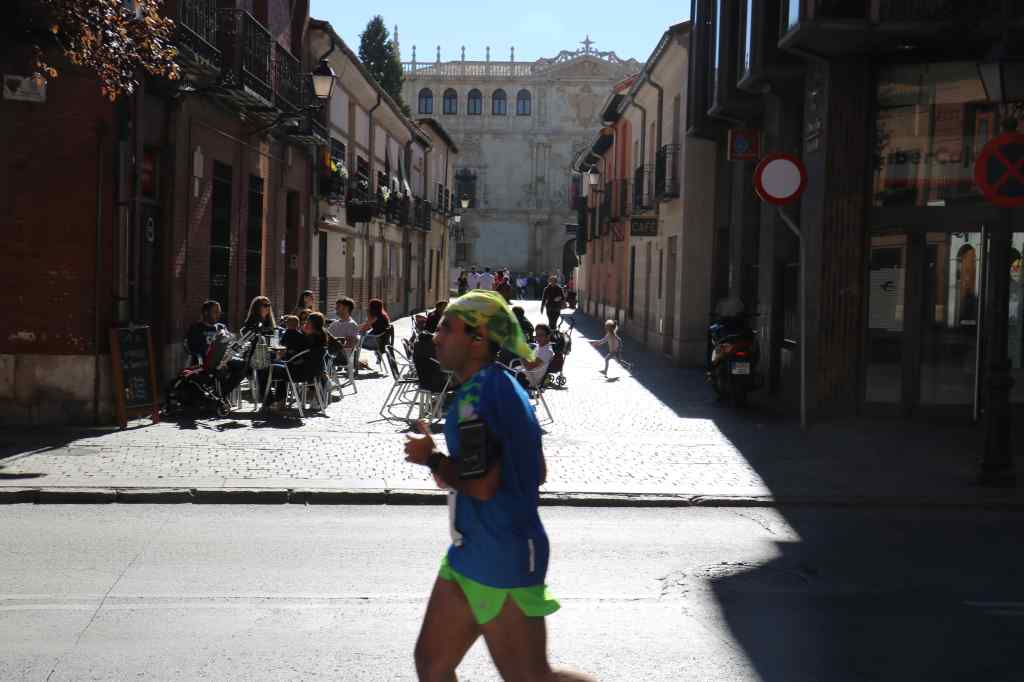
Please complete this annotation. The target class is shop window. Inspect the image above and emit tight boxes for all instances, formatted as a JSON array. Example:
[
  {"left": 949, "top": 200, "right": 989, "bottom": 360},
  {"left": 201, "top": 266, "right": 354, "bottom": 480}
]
[
  {"left": 516, "top": 89, "right": 532, "bottom": 116},
  {"left": 738, "top": 0, "right": 753, "bottom": 81},
  {"left": 874, "top": 62, "right": 1001, "bottom": 208},
  {"left": 443, "top": 88, "right": 458, "bottom": 115},
  {"left": 492, "top": 89, "right": 507, "bottom": 115},
  {"left": 418, "top": 88, "right": 433, "bottom": 115},
  {"left": 467, "top": 89, "right": 482, "bottom": 115}
]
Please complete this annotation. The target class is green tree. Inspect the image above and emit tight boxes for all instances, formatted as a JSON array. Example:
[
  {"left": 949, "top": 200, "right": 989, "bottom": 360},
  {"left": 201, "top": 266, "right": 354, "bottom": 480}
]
[
  {"left": 10, "top": 0, "right": 179, "bottom": 101},
  {"left": 358, "top": 16, "right": 406, "bottom": 114}
]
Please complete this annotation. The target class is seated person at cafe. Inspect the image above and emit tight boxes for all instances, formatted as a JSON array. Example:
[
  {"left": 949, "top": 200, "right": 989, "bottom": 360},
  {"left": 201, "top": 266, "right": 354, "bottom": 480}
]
[
  {"left": 266, "top": 313, "right": 328, "bottom": 411},
  {"left": 185, "top": 300, "right": 228, "bottom": 365},
  {"left": 241, "top": 296, "right": 277, "bottom": 338},
  {"left": 184, "top": 299, "right": 247, "bottom": 393},
  {"left": 327, "top": 297, "right": 359, "bottom": 365},
  {"left": 278, "top": 315, "right": 307, "bottom": 359},
  {"left": 424, "top": 300, "right": 447, "bottom": 334},
  {"left": 517, "top": 323, "right": 554, "bottom": 390},
  {"left": 412, "top": 328, "right": 449, "bottom": 394}
]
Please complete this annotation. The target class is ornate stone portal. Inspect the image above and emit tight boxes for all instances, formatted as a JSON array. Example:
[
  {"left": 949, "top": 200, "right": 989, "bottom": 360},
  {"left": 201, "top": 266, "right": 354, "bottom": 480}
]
[{"left": 402, "top": 39, "right": 641, "bottom": 275}]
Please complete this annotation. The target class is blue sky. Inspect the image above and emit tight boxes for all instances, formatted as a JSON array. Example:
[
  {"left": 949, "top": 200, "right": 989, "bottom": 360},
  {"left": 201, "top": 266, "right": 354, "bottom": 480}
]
[{"left": 310, "top": 0, "right": 690, "bottom": 65}]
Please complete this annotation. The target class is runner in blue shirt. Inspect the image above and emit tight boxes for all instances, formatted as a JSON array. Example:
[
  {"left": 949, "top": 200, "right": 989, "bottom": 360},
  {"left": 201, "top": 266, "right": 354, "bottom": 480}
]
[{"left": 404, "top": 290, "right": 594, "bottom": 682}]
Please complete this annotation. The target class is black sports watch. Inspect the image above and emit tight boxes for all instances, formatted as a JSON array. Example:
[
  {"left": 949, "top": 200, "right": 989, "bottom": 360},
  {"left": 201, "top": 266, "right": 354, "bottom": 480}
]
[{"left": 427, "top": 450, "right": 446, "bottom": 472}]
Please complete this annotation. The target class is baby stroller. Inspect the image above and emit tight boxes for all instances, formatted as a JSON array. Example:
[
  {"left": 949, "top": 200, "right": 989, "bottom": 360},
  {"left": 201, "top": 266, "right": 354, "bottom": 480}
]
[
  {"left": 164, "top": 332, "right": 237, "bottom": 417},
  {"left": 544, "top": 328, "right": 572, "bottom": 387}
]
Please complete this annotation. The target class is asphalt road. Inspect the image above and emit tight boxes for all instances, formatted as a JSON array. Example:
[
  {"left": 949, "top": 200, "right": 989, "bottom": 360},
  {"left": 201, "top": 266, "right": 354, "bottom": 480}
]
[{"left": 2, "top": 505, "right": 1022, "bottom": 681}]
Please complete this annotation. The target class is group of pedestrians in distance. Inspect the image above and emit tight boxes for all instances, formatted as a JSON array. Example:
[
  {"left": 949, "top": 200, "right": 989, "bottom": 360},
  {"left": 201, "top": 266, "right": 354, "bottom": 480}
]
[{"left": 455, "top": 267, "right": 574, "bottom": 302}]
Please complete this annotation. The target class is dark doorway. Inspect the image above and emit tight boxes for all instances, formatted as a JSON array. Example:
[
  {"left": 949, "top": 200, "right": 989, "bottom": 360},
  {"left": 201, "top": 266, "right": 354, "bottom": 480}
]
[
  {"left": 210, "top": 162, "right": 233, "bottom": 317},
  {"left": 628, "top": 245, "right": 636, "bottom": 319},
  {"left": 244, "top": 175, "right": 264, "bottom": 308},
  {"left": 284, "top": 191, "right": 300, "bottom": 310},
  {"left": 318, "top": 231, "right": 328, "bottom": 313}
]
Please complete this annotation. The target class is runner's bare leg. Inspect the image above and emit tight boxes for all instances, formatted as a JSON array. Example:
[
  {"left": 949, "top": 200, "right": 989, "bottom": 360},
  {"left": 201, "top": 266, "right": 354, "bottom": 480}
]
[
  {"left": 415, "top": 577, "right": 481, "bottom": 682},
  {"left": 481, "top": 597, "right": 596, "bottom": 682}
]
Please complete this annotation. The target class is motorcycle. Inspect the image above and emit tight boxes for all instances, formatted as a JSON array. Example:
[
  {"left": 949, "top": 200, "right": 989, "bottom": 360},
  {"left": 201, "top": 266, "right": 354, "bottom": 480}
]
[{"left": 707, "top": 317, "right": 762, "bottom": 407}]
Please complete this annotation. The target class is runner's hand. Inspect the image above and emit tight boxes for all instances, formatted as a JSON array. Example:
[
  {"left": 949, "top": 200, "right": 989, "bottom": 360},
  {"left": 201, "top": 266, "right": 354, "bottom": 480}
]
[{"left": 404, "top": 420, "right": 435, "bottom": 466}]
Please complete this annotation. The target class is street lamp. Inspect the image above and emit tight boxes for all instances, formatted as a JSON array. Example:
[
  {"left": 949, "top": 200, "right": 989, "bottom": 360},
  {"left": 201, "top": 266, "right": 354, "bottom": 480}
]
[
  {"left": 460, "top": 196, "right": 471, "bottom": 210},
  {"left": 587, "top": 170, "right": 600, "bottom": 187},
  {"left": 311, "top": 59, "right": 336, "bottom": 101}
]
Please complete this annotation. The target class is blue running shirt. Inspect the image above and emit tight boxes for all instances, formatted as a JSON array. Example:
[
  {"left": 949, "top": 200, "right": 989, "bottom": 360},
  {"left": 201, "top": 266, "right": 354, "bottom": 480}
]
[{"left": 443, "top": 363, "right": 549, "bottom": 588}]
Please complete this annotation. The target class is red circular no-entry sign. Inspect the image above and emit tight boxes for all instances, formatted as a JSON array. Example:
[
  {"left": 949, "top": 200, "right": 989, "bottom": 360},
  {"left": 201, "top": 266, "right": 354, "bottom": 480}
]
[
  {"left": 754, "top": 153, "right": 807, "bottom": 206},
  {"left": 974, "top": 132, "right": 1024, "bottom": 208}
]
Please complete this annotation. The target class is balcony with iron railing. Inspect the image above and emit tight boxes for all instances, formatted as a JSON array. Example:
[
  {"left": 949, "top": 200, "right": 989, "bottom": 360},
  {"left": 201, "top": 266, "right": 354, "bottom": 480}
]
[
  {"left": 218, "top": 9, "right": 274, "bottom": 107},
  {"left": 655, "top": 145, "right": 680, "bottom": 200},
  {"left": 173, "top": 0, "right": 221, "bottom": 78},
  {"left": 633, "top": 165, "right": 655, "bottom": 213},
  {"left": 273, "top": 43, "right": 302, "bottom": 111}
]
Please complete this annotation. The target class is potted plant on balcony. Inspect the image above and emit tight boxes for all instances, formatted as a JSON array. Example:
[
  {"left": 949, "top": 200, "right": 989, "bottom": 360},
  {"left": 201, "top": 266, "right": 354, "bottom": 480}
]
[
  {"left": 322, "top": 156, "right": 348, "bottom": 203},
  {"left": 345, "top": 177, "right": 375, "bottom": 225}
]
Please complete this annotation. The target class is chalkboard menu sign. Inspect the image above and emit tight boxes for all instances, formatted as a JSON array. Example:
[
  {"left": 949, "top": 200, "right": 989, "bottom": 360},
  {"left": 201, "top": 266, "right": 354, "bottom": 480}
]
[{"left": 110, "top": 325, "right": 160, "bottom": 429}]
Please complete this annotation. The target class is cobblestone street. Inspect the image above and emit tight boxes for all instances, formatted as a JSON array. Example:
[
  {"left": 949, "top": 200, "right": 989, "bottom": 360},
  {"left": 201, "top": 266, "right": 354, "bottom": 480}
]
[{"left": 1, "top": 302, "right": 1020, "bottom": 506}]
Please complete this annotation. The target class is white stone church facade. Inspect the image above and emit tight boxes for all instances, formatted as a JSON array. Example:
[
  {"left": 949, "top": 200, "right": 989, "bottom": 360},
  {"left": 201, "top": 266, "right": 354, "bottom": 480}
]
[{"left": 401, "top": 40, "right": 641, "bottom": 276}]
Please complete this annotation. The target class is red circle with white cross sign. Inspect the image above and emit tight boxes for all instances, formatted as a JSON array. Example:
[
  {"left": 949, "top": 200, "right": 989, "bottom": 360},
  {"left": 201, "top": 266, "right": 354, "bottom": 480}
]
[
  {"left": 753, "top": 154, "right": 807, "bottom": 205},
  {"left": 974, "top": 132, "right": 1024, "bottom": 208}
]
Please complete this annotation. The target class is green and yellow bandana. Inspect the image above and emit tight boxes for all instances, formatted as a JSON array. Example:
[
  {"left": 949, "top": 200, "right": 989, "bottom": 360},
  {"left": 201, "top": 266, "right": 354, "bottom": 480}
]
[{"left": 445, "top": 290, "right": 536, "bottom": 362}]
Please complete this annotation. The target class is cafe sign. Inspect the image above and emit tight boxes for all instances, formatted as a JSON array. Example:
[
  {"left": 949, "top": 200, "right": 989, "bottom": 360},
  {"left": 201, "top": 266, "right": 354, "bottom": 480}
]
[{"left": 631, "top": 217, "right": 658, "bottom": 237}]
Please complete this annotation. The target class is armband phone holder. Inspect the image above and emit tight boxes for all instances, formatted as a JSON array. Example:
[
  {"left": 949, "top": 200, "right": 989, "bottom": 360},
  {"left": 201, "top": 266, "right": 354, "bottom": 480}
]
[{"left": 458, "top": 419, "right": 494, "bottom": 479}]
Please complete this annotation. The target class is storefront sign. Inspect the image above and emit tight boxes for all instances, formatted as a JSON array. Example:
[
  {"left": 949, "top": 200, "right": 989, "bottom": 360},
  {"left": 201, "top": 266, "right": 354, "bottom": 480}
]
[
  {"left": 974, "top": 132, "right": 1024, "bottom": 208},
  {"left": 754, "top": 154, "right": 807, "bottom": 206},
  {"left": 631, "top": 217, "right": 658, "bottom": 237},
  {"left": 728, "top": 129, "right": 761, "bottom": 161}
]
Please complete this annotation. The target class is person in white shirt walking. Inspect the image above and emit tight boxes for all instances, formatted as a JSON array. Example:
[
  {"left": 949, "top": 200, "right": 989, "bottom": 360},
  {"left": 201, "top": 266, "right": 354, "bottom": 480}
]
[
  {"left": 478, "top": 267, "right": 495, "bottom": 291},
  {"left": 590, "top": 319, "right": 631, "bottom": 376},
  {"left": 467, "top": 267, "right": 482, "bottom": 291}
]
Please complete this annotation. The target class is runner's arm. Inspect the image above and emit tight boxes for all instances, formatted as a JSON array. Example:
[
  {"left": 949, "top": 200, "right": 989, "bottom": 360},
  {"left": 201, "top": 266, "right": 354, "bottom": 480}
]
[{"left": 433, "top": 456, "right": 501, "bottom": 501}]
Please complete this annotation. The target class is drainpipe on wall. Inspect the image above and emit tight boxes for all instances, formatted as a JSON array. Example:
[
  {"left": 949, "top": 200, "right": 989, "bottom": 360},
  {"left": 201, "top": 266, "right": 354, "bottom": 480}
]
[
  {"left": 367, "top": 93, "right": 382, "bottom": 300},
  {"left": 403, "top": 139, "right": 413, "bottom": 313}
]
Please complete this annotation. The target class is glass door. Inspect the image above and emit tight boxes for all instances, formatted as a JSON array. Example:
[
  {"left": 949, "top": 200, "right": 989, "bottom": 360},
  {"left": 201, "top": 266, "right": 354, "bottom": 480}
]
[{"left": 918, "top": 232, "right": 984, "bottom": 408}]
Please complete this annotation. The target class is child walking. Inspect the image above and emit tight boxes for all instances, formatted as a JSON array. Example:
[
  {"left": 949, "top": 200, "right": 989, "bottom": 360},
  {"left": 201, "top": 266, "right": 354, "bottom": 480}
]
[{"left": 590, "top": 319, "right": 632, "bottom": 376}]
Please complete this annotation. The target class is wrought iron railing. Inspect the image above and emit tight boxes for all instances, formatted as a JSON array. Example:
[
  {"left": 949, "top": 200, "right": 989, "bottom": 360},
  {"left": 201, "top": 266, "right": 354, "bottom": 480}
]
[
  {"left": 274, "top": 43, "right": 302, "bottom": 111},
  {"left": 655, "top": 145, "right": 680, "bottom": 200},
  {"left": 219, "top": 9, "right": 273, "bottom": 103},
  {"left": 633, "top": 165, "right": 655, "bottom": 212},
  {"left": 176, "top": 0, "right": 221, "bottom": 67}
]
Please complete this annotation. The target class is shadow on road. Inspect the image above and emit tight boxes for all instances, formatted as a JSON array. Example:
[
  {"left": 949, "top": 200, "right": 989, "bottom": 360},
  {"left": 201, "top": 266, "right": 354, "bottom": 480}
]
[{"left": 563, "top": 307, "right": 1024, "bottom": 680}]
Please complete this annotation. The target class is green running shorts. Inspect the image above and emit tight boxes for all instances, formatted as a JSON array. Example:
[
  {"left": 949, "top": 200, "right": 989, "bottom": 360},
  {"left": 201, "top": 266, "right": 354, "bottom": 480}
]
[{"left": 438, "top": 556, "right": 560, "bottom": 625}]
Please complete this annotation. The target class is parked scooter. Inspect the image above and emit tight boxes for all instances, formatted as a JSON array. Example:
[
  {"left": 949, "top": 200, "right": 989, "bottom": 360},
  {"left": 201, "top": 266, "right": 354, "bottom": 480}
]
[{"left": 706, "top": 314, "right": 762, "bottom": 407}]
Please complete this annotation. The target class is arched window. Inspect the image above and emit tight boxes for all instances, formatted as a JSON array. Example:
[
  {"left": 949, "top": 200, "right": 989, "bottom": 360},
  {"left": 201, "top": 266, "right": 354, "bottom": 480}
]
[
  {"left": 418, "top": 88, "right": 433, "bottom": 115},
  {"left": 516, "top": 89, "right": 532, "bottom": 116},
  {"left": 492, "top": 89, "right": 507, "bottom": 116},
  {"left": 467, "top": 89, "right": 482, "bottom": 115},
  {"left": 443, "top": 88, "right": 458, "bottom": 115}
]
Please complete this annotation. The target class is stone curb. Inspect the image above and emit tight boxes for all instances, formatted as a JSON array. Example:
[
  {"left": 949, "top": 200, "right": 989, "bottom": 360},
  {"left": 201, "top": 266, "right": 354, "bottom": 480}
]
[{"left": 2, "top": 487, "right": 1024, "bottom": 509}]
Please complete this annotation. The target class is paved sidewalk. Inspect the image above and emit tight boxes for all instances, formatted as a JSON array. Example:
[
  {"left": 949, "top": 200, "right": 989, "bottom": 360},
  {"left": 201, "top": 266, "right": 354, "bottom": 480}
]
[{"left": 1, "top": 302, "right": 1022, "bottom": 507}]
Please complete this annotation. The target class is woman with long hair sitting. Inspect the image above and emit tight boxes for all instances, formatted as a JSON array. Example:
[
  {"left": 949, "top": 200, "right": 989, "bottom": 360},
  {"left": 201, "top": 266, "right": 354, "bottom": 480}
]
[
  {"left": 358, "top": 298, "right": 396, "bottom": 374},
  {"left": 242, "top": 296, "right": 277, "bottom": 337},
  {"left": 294, "top": 289, "right": 317, "bottom": 315}
]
